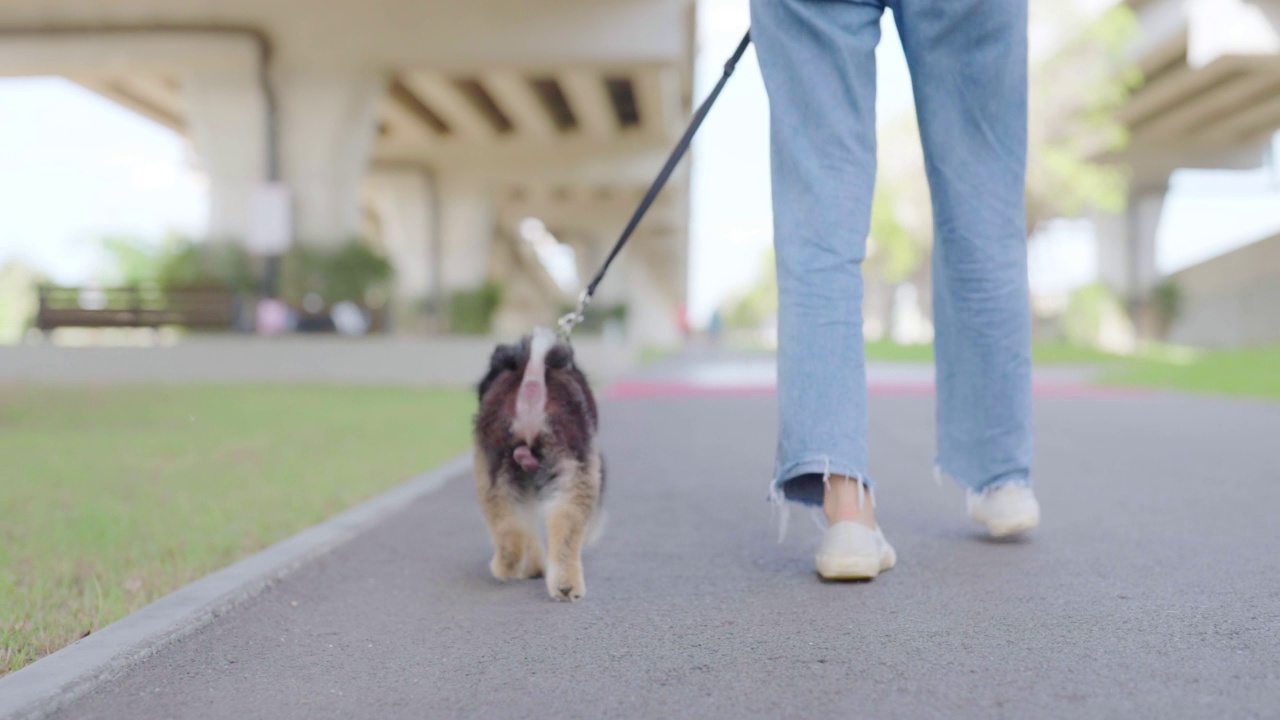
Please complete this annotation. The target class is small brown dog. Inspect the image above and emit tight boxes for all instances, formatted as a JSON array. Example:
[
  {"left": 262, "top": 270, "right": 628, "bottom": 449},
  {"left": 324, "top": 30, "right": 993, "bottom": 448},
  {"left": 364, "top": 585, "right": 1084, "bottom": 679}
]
[{"left": 473, "top": 327, "right": 605, "bottom": 601}]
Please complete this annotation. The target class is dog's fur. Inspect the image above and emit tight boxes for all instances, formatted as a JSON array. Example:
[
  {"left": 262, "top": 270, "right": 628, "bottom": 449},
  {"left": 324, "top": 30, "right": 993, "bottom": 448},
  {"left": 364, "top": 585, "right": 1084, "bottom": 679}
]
[{"left": 473, "top": 327, "right": 604, "bottom": 601}]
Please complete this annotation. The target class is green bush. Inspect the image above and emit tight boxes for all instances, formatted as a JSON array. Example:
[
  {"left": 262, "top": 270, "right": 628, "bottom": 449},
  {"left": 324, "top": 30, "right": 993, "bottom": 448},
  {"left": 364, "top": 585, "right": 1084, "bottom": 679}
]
[
  {"left": 558, "top": 302, "right": 627, "bottom": 335},
  {"left": 448, "top": 282, "right": 503, "bottom": 335},
  {"left": 278, "top": 240, "right": 394, "bottom": 307},
  {"left": 158, "top": 242, "right": 256, "bottom": 293},
  {"left": 1151, "top": 279, "right": 1182, "bottom": 337},
  {"left": 100, "top": 235, "right": 255, "bottom": 293},
  {"left": 1062, "top": 282, "right": 1125, "bottom": 348},
  {"left": 99, "top": 236, "right": 394, "bottom": 309},
  {"left": 722, "top": 249, "right": 778, "bottom": 330}
]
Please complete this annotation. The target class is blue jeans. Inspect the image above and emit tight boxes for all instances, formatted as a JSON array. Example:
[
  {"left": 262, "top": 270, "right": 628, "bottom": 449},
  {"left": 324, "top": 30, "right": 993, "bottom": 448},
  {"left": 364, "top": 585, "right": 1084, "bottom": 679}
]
[{"left": 752, "top": 0, "right": 1033, "bottom": 505}]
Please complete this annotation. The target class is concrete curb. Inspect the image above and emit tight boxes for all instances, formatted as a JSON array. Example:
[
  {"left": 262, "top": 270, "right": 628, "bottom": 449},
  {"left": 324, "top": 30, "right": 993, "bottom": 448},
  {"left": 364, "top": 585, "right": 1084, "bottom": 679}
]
[{"left": 0, "top": 454, "right": 472, "bottom": 720}]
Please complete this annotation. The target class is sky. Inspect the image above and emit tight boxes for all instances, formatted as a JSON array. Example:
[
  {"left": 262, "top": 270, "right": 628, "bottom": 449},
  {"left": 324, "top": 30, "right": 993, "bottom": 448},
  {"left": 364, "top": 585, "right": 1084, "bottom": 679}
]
[
  {"left": 0, "top": 78, "right": 206, "bottom": 285},
  {"left": 3, "top": 0, "right": 1280, "bottom": 325}
]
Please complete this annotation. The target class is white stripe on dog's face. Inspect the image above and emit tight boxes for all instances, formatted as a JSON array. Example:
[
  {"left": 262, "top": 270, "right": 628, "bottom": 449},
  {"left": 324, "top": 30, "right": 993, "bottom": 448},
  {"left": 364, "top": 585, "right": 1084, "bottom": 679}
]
[{"left": 511, "top": 327, "right": 556, "bottom": 444}]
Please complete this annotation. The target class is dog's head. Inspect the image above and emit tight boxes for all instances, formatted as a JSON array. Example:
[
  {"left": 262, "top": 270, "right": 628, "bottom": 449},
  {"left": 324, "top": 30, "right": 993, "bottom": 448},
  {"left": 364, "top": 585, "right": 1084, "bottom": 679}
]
[
  {"left": 475, "top": 328, "right": 595, "bottom": 472},
  {"left": 477, "top": 330, "right": 577, "bottom": 403}
]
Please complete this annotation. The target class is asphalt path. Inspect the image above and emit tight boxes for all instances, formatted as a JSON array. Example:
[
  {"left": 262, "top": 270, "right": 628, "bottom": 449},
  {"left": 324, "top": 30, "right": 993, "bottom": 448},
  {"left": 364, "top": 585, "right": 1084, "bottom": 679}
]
[{"left": 50, "top": 375, "right": 1280, "bottom": 719}]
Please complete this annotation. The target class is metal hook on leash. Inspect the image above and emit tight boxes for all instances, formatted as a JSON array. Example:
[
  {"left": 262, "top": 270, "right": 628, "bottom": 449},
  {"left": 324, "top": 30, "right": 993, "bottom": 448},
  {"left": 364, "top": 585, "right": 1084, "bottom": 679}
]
[{"left": 557, "top": 289, "right": 591, "bottom": 339}]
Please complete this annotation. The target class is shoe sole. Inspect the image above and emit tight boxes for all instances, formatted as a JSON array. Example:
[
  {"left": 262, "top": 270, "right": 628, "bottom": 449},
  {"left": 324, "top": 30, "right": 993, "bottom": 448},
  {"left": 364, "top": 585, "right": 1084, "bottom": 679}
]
[
  {"left": 815, "top": 552, "right": 895, "bottom": 580},
  {"left": 983, "top": 513, "right": 1040, "bottom": 538}
]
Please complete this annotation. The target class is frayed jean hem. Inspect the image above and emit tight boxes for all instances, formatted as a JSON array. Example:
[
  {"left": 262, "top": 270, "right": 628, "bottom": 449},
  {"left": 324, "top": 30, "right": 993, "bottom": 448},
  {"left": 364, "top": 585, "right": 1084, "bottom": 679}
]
[
  {"left": 934, "top": 463, "right": 1031, "bottom": 494},
  {"left": 769, "top": 458, "right": 874, "bottom": 508}
]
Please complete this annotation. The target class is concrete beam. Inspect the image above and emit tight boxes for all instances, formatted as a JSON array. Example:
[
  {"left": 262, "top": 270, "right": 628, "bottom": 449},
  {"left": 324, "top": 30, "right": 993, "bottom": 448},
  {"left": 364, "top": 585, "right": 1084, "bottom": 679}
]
[
  {"left": 632, "top": 66, "right": 680, "bottom": 140},
  {"left": 70, "top": 74, "right": 185, "bottom": 132},
  {"left": 400, "top": 72, "right": 495, "bottom": 141},
  {"left": 0, "top": 1, "right": 692, "bottom": 71},
  {"left": 369, "top": 137, "right": 674, "bottom": 186},
  {"left": 480, "top": 70, "right": 557, "bottom": 141},
  {"left": 379, "top": 93, "right": 438, "bottom": 146},
  {"left": 560, "top": 69, "right": 618, "bottom": 139},
  {"left": 123, "top": 74, "right": 184, "bottom": 119},
  {"left": 1197, "top": 80, "right": 1280, "bottom": 143},
  {"left": 497, "top": 184, "right": 681, "bottom": 234},
  {"left": 0, "top": 30, "right": 262, "bottom": 78},
  {"left": 1118, "top": 60, "right": 1212, "bottom": 127},
  {"left": 1134, "top": 70, "right": 1280, "bottom": 142},
  {"left": 1120, "top": 139, "right": 1275, "bottom": 184}
]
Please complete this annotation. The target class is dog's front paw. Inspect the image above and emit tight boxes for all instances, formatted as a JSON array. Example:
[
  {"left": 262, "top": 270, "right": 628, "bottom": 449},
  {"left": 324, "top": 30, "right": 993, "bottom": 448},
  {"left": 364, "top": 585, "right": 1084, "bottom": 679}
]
[
  {"left": 546, "top": 565, "right": 585, "bottom": 602},
  {"left": 522, "top": 552, "right": 545, "bottom": 580},
  {"left": 490, "top": 550, "right": 521, "bottom": 581},
  {"left": 490, "top": 547, "right": 544, "bottom": 581}
]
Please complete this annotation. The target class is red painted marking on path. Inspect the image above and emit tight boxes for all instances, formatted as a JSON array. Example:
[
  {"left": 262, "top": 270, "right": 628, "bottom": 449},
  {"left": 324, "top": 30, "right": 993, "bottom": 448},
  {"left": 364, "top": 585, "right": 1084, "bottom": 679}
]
[{"left": 605, "top": 381, "right": 1151, "bottom": 401}]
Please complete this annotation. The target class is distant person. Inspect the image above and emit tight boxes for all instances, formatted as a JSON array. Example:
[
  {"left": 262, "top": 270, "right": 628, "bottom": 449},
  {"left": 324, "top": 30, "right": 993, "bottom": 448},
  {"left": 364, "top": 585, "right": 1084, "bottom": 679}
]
[
  {"left": 753, "top": 0, "right": 1039, "bottom": 580},
  {"left": 708, "top": 310, "right": 724, "bottom": 346}
]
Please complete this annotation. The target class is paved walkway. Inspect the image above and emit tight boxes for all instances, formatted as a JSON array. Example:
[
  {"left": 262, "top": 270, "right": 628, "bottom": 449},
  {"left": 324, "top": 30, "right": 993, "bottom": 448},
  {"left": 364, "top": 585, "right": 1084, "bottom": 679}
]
[
  {"left": 48, "top": 357, "right": 1280, "bottom": 719},
  {"left": 0, "top": 335, "right": 635, "bottom": 386}
]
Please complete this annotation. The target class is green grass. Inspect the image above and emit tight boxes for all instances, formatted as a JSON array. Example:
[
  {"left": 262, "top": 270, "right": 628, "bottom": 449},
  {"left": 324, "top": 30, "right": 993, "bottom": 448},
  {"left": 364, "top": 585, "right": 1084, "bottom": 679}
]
[
  {"left": 1098, "top": 346, "right": 1280, "bottom": 400},
  {"left": 862, "top": 340, "right": 935, "bottom": 363},
  {"left": 862, "top": 340, "right": 1127, "bottom": 365},
  {"left": 1030, "top": 342, "right": 1130, "bottom": 365},
  {"left": 862, "top": 341, "right": 1280, "bottom": 399},
  {"left": 0, "top": 385, "right": 474, "bottom": 675},
  {"left": 638, "top": 345, "right": 678, "bottom": 366}
]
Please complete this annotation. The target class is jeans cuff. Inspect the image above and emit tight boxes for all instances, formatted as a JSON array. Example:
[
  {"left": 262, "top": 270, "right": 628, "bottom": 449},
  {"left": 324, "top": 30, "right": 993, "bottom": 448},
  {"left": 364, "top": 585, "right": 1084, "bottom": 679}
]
[{"left": 770, "top": 458, "right": 874, "bottom": 508}]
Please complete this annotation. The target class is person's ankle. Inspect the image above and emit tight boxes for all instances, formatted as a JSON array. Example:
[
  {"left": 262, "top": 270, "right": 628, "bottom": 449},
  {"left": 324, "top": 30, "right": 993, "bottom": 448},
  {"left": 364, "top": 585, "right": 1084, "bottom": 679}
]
[{"left": 823, "top": 475, "right": 876, "bottom": 529}]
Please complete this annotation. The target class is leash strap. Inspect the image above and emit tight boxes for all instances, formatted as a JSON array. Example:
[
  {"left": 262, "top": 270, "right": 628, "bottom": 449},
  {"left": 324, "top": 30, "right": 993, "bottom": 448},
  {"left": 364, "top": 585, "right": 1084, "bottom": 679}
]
[{"left": 558, "top": 29, "right": 752, "bottom": 338}]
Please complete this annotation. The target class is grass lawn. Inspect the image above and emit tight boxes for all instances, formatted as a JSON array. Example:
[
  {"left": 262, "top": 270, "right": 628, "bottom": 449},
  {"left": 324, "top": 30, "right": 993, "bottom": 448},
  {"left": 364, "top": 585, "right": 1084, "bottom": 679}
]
[
  {"left": 862, "top": 340, "right": 1127, "bottom": 365},
  {"left": 1097, "top": 345, "right": 1280, "bottom": 400},
  {"left": 0, "top": 385, "right": 474, "bottom": 675},
  {"left": 862, "top": 340, "right": 1279, "bottom": 399}
]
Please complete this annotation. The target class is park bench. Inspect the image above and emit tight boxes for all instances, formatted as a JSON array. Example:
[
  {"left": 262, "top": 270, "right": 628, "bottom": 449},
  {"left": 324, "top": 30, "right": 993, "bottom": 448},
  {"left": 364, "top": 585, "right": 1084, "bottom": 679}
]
[{"left": 35, "top": 285, "right": 240, "bottom": 332}]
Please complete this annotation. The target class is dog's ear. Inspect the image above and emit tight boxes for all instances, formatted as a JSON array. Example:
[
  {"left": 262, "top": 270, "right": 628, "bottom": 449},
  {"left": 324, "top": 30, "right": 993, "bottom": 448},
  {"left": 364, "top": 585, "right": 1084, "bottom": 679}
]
[
  {"left": 478, "top": 342, "right": 522, "bottom": 399},
  {"left": 545, "top": 340, "right": 574, "bottom": 370}
]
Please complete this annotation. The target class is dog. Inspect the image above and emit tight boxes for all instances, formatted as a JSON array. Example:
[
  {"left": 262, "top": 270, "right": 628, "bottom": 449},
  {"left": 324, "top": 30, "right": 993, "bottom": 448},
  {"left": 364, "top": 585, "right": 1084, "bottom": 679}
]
[{"left": 473, "top": 326, "right": 605, "bottom": 601}]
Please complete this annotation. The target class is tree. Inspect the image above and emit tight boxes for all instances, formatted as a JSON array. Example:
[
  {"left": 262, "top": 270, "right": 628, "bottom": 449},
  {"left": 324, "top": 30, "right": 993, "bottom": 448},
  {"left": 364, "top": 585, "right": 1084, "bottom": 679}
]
[
  {"left": 721, "top": 248, "right": 777, "bottom": 331},
  {"left": 1025, "top": 2, "right": 1141, "bottom": 233},
  {"left": 875, "top": 2, "right": 1142, "bottom": 247},
  {"left": 0, "top": 260, "right": 46, "bottom": 342},
  {"left": 867, "top": 179, "right": 922, "bottom": 285}
]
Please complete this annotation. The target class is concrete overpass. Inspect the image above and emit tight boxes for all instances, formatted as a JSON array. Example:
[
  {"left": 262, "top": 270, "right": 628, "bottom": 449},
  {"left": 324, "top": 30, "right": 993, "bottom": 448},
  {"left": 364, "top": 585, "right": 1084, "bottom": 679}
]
[
  {"left": 0, "top": 0, "right": 697, "bottom": 344},
  {"left": 1093, "top": 0, "right": 1280, "bottom": 333}
]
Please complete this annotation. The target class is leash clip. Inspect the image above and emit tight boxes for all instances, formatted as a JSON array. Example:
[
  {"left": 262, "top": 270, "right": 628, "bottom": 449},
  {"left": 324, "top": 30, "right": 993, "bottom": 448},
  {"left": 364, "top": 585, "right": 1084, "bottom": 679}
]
[{"left": 557, "top": 289, "right": 592, "bottom": 339}]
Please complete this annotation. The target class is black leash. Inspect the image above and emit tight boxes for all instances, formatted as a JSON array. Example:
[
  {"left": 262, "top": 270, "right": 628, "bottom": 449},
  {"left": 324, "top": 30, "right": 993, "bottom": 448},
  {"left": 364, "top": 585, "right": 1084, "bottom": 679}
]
[{"left": 558, "top": 29, "right": 753, "bottom": 337}]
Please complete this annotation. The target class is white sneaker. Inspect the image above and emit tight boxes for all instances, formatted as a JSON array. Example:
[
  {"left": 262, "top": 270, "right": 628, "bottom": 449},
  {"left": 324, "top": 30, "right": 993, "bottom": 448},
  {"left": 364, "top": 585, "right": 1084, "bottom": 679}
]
[
  {"left": 967, "top": 485, "right": 1040, "bottom": 537},
  {"left": 815, "top": 522, "right": 897, "bottom": 580}
]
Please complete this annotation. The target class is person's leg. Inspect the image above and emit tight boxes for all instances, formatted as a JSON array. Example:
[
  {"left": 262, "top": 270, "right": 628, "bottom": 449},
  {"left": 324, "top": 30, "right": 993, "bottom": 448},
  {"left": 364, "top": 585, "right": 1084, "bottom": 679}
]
[
  {"left": 750, "top": 0, "right": 886, "bottom": 529},
  {"left": 890, "top": 0, "right": 1035, "bottom": 497}
]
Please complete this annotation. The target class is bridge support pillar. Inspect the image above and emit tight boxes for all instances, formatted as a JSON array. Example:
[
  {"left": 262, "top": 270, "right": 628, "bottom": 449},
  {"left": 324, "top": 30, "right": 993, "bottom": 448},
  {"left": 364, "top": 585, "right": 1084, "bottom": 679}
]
[
  {"left": 623, "top": 241, "right": 683, "bottom": 348},
  {"left": 363, "top": 167, "right": 438, "bottom": 331},
  {"left": 184, "top": 69, "right": 386, "bottom": 249},
  {"left": 1096, "top": 180, "right": 1169, "bottom": 339},
  {"left": 182, "top": 68, "right": 270, "bottom": 244}
]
